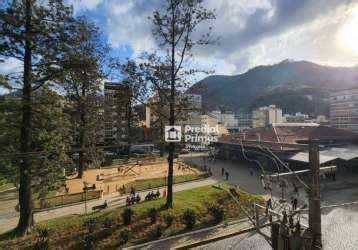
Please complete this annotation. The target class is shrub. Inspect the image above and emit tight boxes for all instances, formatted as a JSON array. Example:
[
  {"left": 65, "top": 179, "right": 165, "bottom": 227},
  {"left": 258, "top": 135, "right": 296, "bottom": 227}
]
[
  {"left": 83, "top": 234, "right": 95, "bottom": 250},
  {"left": 182, "top": 209, "right": 196, "bottom": 229},
  {"left": 148, "top": 207, "right": 158, "bottom": 224},
  {"left": 153, "top": 225, "right": 162, "bottom": 238},
  {"left": 119, "top": 229, "right": 131, "bottom": 244},
  {"left": 164, "top": 214, "right": 174, "bottom": 228},
  {"left": 84, "top": 219, "right": 96, "bottom": 233},
  {"left": 208, "top": 203, "right": 224, "bottom": 223},
  {"left": 103, "top": 218, "right": 113, "bottom": 229},
  {"left": 122, "top": 208, "right": 134, "bottom": 226},
  {"left": 34, "top": 228, "right": 49, "bottom": 250}
]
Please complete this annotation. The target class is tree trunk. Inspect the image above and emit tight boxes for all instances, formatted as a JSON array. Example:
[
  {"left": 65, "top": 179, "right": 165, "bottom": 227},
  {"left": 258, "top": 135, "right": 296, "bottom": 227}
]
[
  {"left": 126, "top": 96, "right": 132, "bottom": 158},
  {"left": 78, "top": 110, "right": 86, "bottom": 178},
  {"left": 166, "top": 11, "right": 176, "bottom": 208},
  {"left": 17, "top": 0, "right": 34, "bottom": 236}
]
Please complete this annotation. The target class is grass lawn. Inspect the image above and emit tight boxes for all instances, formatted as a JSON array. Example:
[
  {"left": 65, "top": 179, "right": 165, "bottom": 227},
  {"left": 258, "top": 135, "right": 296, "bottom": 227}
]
[
  {"left": 0, "top": 184, "right": 263, "bottom": 250},
  {"left": 122, "top": 172, "right": 209, "bottom": 193},
  {"left": 0, "top": 182, "right": 15, "bottom": 192},
  {"left": 0, "top": 173, "right": 14, "bottom": 192}
]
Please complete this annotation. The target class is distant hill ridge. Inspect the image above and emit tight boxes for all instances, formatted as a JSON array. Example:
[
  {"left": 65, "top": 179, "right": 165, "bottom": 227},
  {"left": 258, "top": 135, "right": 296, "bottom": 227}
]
[{"left": 189, "top": 60, "right": 358, "bottom": 116}]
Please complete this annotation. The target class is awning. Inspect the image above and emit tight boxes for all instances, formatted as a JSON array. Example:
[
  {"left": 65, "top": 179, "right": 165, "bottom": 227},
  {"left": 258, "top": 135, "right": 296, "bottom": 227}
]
[
  {"left": 320, "top": 147, "right": 358, "bottom": 161},
  {"left": 289, "top": 152, "right": 338, "bottom": 164}
]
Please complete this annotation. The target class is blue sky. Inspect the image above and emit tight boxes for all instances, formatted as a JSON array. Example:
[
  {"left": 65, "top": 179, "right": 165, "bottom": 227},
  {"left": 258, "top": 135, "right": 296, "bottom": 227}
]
[{"left": 2, "top": 0, "right": 358, "bottom": 81}]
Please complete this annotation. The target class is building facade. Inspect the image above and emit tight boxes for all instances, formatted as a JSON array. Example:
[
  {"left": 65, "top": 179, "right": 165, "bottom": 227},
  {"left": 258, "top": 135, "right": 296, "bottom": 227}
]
[
  {"left": 330, "top": 88, "right": 358, "bottom": 132},
  {"left": 145, "top": 92, "right": 202, "bottom": 128},
  {"left": 252, "top": 105, "right": 283, "bottom": 128},
  {"left": 103, "top": 82, "right": 130, "bottom": 144},
  {"left": 209, "top": 110, "right": 239, "bottom": 132},
  {"left": 236, "top": 113, "right": 252, "bottom": 131}
]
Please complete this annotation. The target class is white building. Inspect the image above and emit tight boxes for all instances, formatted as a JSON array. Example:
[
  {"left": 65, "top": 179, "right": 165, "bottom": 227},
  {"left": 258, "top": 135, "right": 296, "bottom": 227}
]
[
  {"left": 210, "top": 110, "right": 239, "bottom": 132},
  {"left": 201, "top": 114, "right": 228, "bottom": 136},
  {"left": 252, "top": 105, "right": 283, "bottom": 128}
]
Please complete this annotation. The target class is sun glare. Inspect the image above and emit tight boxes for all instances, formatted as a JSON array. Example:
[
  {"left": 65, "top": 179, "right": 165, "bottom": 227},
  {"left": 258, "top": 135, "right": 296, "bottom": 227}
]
[{"left": 338, "top": 9, "right": 358, "bottom": 54}]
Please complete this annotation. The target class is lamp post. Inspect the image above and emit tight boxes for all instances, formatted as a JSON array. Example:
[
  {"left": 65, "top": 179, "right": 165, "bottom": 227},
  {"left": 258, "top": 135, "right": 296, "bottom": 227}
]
[{"left": 83, "top": 181, "right": 88, "bottom": 216}]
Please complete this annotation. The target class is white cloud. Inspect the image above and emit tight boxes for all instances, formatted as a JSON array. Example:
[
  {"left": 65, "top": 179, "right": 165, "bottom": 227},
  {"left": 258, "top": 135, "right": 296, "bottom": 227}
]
[
  {"left": 0, "top": 58, "right": 23, "bottom": 75},
  {"left": 70, "top": 0, "right": 104, "bottom": 12},
  {"left": 104, "top": 0, "right": 158, "bottom": 56},
  {"left": 71, "top": 0, "right": 358, "bottom": 76}
]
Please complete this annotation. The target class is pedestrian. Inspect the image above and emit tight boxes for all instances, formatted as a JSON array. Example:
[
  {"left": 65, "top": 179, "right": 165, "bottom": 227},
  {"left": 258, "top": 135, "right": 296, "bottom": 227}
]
[
  {"left": 293, "top": 198, "right": 298, "bottom": 210},
  {"left": 249, "top": 167, "right": 254, "bottom": 176},
  {"left": 130, "top": 186, "right": 135, "bottom": 196},
  {"left": 266, "top": 198, "right": 272, "bottom": 215},
  {"left": 208, "top": 167, "right": 212, "bottom": 176},
  {"left": 225, "top": 171, "right": 229, "bottom": 181},
  {"left": 104, "top": 200, "right": 108, "bottom": 208},
  {"left": 221, "top": 167, "right": 225, "bottom": 176}
]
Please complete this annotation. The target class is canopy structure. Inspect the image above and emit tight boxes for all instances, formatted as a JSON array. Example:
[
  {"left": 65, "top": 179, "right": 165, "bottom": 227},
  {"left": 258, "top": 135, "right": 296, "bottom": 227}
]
[
  {"left": 289, "top": 152, "right": 338, "bottom": 164},
  {"left": 320, "top": 146, "right": 358, "bottom": 161},
  {"left": 288, "top": 146, "right": 358, "bottom": 164}
]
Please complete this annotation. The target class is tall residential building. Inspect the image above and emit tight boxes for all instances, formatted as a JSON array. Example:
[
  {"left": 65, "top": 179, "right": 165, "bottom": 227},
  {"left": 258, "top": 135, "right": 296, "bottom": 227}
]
[
  {"left": 252, "top": 105, "right": 283, "bottom": 128},
  {"left": 330, "top": 88, "right": 358, "bottom": 132},
  {"left": 103, "top": 82, "right": 131, "bottom": 144},
  {"left": 236, "top": 113, "right": 252, "bottom": 131}
]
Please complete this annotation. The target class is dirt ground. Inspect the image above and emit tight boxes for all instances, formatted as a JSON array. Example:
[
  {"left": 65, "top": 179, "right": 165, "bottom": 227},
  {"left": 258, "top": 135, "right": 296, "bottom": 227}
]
[{"left": 65, "top": 161, "right": 200, "bottom": 194}]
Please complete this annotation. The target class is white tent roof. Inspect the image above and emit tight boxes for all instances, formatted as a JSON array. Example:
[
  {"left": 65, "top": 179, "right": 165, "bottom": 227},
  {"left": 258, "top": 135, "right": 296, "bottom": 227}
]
[
  {"left": 289, "top": 152, "right": 338, "bottom": 164},
  {"left": 320, "top": 147, "right": 358, "bottom": 161}
]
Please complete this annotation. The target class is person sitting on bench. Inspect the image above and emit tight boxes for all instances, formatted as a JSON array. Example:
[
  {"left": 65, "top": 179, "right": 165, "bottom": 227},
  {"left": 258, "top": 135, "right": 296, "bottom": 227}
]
[
  {"left": 130, "top": 195, "right": 136, "bottom": 204},
  {"left": 135, "top": 194, "right": 141, "bottom": 203},
  {"left": 126, "top": 196, "right": 131, "bottom": 206}
]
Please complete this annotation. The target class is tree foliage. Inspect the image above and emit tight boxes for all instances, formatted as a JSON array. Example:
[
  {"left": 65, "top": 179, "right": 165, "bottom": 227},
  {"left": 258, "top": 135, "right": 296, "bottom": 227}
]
[
  {"left": 59, "top": 17, "right": 109, "bottom": 177},
  {"left": 151, "top": 0, "right": 215, "bottom": 208},
  {"left": 0, "top": 0, "right": 74, "bottom": 235}
]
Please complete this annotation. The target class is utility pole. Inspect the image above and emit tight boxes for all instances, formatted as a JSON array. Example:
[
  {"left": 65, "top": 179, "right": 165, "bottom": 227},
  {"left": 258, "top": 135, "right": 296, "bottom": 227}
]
[{"left": 308, "top": 140, "right": 322, "bottom": 249}]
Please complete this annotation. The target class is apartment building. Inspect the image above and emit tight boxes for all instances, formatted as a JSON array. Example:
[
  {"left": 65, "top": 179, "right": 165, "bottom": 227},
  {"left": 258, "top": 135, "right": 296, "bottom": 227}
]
[
  {"left": 252, "top": 105, "right": 283, "bottom": 128},
  {"left": 103, "top": 82, "right": 131, "bottom": 144},
  {"left": 330, "top": 88, "right": 358, "bottom": 132},
  {"left": 236, "top": 113, "right": 252, "bottom": 131}
]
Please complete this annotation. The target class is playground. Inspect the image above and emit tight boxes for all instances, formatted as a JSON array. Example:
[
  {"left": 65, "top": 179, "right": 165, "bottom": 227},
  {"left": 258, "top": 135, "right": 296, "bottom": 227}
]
[{"left": 64, "top": 160, "right": 201, "bottom": 194}]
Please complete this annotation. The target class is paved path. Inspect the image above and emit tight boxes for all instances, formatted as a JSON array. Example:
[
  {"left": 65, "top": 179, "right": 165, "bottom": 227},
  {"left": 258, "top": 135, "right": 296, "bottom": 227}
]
[{"left": 0, "top": 178, "right": 217, "bottom": 234}]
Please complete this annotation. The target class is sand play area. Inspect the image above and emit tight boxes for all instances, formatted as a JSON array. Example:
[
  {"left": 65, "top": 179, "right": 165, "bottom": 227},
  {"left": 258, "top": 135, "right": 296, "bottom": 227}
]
[{"left": 65, "top": 161, "right": 201, "bottom": 194}]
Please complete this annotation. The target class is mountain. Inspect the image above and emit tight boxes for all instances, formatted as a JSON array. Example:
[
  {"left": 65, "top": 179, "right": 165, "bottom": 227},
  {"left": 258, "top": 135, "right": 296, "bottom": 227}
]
[{"left": 189, "top": 60, "right": 358, "bottom": 115}]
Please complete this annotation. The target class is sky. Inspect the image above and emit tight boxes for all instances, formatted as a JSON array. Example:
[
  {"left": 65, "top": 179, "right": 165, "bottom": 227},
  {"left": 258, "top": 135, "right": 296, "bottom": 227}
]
[{"left": 1, "top": 0, "right": 358, "bottom": 79}]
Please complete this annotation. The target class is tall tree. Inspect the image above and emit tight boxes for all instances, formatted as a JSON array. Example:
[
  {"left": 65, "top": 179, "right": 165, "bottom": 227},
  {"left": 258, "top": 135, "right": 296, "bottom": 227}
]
[
  {"left": 59, "top": 17, "right": 109, "bottom": 178},
  {"left": 118, "top": 60, "right": 149, "bottom": 156},
  {"left": 152, "top": 0, "right": 215, "bottom": 208},
  {"left": 0, "top": 0, "right": 73, "bottom": 235}
]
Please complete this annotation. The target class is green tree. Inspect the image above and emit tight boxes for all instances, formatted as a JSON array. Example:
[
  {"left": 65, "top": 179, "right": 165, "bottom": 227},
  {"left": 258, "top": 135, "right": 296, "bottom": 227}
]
[
  {"left": 152, "top": 0, "right": 215, "bottom": 208},
  {"left": 59, "top": 17, "right": 109, "bottom": 178},
  {"left": 117, "top": 60, "right": 149, "bottom": 156},
  {"left": 0, "top": 0, "right": 73, "bottom": 235}
]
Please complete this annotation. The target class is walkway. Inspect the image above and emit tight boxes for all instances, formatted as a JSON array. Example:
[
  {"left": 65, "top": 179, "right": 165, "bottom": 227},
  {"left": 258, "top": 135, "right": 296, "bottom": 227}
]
[{"left": 0, "top": 178, "right": 217, "bottom": 234}]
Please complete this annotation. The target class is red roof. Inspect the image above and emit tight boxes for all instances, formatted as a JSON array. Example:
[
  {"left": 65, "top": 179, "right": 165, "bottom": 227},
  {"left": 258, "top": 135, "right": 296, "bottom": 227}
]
[{"left": 218, "top": 124, "right": 358, "bottom": 148}]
